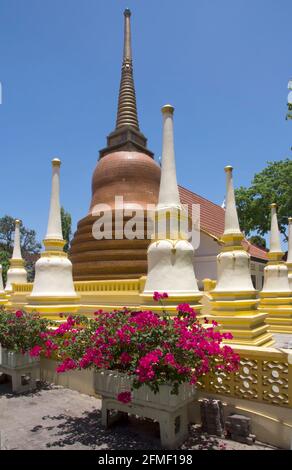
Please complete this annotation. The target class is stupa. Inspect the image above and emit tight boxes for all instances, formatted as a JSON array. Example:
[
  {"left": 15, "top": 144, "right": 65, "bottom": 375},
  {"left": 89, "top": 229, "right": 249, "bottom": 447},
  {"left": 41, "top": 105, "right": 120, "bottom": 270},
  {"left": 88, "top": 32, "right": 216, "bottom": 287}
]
[
  {"left": 143, "top": 105, "right": 201, "bottom": 309},
  {"left": 258, "top": 204, "right": 292, "bottom": 335},
  {"left": 5, "top": 219, "right": 28, "bottom": 292},
  {"left": 70, "top": 9, "right": 161, "bottom": 280},
  {"left": 208, "top": 166, "right": 273, "bottom": 346},
  {"left": 27, "top": 159, "right": 79, "bottom": 314}
]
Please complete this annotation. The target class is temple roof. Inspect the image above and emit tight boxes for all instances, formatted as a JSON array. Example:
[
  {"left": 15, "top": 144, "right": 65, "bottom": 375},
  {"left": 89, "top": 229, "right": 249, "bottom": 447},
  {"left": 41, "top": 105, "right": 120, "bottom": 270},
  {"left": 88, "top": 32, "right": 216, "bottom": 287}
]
[{"left": 178, "top": 185, "right": 268, "bottom": 261}]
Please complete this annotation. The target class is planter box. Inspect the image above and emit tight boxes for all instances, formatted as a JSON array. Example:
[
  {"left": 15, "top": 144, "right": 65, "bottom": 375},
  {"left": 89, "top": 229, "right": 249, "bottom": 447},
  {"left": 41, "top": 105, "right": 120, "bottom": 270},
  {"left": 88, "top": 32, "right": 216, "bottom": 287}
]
[
  {"left": 94, "top": 370, "right": 196, "bottom": 449},
  {"left": 0, "top": 346, "right": 40, "bottom": 393}
]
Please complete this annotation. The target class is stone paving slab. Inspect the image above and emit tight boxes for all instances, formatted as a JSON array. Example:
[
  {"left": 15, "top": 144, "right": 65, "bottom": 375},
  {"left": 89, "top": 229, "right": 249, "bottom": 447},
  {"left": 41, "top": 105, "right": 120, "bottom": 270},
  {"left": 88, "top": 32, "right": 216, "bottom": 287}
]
[{"left": 0, "top": 382, "right": 276, "bottom": 450}]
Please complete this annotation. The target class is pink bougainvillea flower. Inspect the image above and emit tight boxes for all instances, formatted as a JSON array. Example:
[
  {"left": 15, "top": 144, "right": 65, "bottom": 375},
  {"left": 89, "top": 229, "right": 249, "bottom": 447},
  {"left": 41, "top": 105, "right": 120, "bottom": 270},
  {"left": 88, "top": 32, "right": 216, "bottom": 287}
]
[
  {"left": 15, "top": 310, "right": 23, "bottom": 318},
  {"left": 153, "top": 291, "right": 168, "bottom": 302},
  {"left": 56, "top": 358, "right": 77, "bottom": 373},
  {"left": 93, "top": 309, "right": 103, "bottom": 316},
  {"left": 120, "top": 352, "right": 132, "bottom": 364},
  {"left": 117, "top": 391, "right": 132, "bottom": 404},
  {"left": 29, "top": 345, "right": 42, "bottom": 357},
  {"left": 177, "top": 303, "right": 196, "bottom": 316}
]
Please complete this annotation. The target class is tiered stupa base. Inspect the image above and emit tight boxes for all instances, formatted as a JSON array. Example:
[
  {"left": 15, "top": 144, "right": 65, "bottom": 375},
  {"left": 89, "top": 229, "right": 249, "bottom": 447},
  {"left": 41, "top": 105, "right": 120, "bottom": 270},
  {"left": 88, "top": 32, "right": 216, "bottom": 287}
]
[
  {"left": 259, "top": 292, "right": 292, "bottom": 334},
  {"left": 208, "top": 291, "right": 274, "bottom": 347},
  {"left": 0, "top": 294, "right": 8, "bottom": 306}
]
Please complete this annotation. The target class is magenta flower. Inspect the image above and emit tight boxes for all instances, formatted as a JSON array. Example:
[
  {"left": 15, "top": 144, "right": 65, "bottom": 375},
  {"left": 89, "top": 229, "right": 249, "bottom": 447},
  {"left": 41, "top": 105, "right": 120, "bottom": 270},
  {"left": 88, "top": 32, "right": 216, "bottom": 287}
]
[
  {"left": 56, "top": 358, "right": 77, "bottom": 373},
  {"left": 153, "top": 291, "right": 168, "bottom": 302},
  {"left": 120, "top": 352, "right": 132, "bottom": 364},
  {"left": 117, "top": 391, "right": 132, "bottom": 404},
  {"left": 29, "top": 345, "right": 42, "bottom": 357},
  {"left": 15, "top": 310, "right": 23, "bottom": 318}
]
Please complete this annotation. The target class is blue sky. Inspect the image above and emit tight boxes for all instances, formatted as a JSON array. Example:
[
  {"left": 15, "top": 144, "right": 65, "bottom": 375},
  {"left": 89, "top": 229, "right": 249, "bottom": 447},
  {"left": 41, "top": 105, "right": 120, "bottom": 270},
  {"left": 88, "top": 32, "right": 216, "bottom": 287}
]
[{"left": 0, "top": 0, "right": 291, "bottom": 243}]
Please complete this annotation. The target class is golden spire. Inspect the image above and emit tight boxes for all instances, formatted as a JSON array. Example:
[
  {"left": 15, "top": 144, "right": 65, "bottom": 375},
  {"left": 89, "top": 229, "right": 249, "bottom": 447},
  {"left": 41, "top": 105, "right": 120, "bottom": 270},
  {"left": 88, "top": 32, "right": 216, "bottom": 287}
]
[
  {"left": 115, "top": 9, "right": 139, "bottom": 130},
  {"left": 100, "top": 9, "right": 152, "bottom": 158}
]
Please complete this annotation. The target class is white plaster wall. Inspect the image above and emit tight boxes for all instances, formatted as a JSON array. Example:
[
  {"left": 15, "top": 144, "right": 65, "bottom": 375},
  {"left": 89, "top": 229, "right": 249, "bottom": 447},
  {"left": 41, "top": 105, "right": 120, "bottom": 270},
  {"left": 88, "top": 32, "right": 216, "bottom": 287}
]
[{"left": 194, "top": 233, "right": 219, "bottom": 288}]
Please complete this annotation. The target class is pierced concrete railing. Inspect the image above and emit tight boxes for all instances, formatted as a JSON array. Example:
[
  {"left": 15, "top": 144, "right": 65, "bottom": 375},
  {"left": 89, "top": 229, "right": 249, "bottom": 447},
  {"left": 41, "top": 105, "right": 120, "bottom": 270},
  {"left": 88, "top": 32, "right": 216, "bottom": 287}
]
[{"left": 199, "top": 345, "right": 292, "bottom": 408}]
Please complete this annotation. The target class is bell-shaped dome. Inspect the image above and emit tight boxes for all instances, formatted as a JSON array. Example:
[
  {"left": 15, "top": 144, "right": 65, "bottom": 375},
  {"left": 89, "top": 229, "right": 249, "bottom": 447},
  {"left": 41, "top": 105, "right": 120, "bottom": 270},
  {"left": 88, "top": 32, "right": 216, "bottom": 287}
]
[{"left": 70, "top": 151, "right": 160, "bottom": 280}]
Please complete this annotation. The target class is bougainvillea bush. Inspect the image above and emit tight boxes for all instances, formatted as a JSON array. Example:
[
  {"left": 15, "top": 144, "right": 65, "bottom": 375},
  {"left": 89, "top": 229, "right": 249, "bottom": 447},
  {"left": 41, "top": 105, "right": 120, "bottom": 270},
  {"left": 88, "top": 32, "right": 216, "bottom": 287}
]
[
  {"left": 0, "top": 308, "right": 54, "bottom": 354},
  {"left": 31, "top": 293, "right": 240, "bottom": 401}
]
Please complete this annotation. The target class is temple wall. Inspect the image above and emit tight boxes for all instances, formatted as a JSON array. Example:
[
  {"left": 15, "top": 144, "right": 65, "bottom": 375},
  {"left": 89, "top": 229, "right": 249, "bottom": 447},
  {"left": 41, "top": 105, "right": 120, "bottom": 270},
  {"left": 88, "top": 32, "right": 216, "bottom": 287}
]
[
  {"left": 189, "top": 393, "right": 292, "bottom": 449},
  {"left": 40, "top": 344, "right": 292, "bottom": 449}
]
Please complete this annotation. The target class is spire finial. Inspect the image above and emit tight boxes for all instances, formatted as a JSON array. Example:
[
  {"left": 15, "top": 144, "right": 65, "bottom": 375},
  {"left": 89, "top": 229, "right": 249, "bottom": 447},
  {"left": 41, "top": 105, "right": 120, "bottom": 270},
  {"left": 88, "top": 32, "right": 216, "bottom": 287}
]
[
  {"left": 222, "top": 165, "right": 243, "bottom": 240},
  {"left": 115, "top": 8, "right": 139, "bottom": 130},
  {"left": 12, "top": 218, "right": 23, "bottom": 260},
  {"left": 158, "top": 104, "right": 180, "bottom": 208},
  {"left": 123, "top": 9, "right": 132, "bottom": 61},
  {"left": 45, "top": 158, "right": 63, "bottom": 241},
  {"left": 269, "top": 203, "right": 283, "bottom": 254},
  {"left": 99, "top": 9, "right": 153, "bottom": 158}
]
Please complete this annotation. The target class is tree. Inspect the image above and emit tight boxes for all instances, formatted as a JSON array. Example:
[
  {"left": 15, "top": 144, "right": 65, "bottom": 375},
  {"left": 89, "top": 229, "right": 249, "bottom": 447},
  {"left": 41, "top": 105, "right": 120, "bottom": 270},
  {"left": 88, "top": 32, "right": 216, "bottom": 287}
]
[
  {"left": 61, "top": 207, "right": 72, "bottom": 253},
  {"left": 235, "top": 159, "right": 292, "bottom": 241},
  {"left": 248, "top": 235, "right": 266, "bottom": 249},
  {"left": 0, "top": 216, "right": 41, "bottom": 283}
]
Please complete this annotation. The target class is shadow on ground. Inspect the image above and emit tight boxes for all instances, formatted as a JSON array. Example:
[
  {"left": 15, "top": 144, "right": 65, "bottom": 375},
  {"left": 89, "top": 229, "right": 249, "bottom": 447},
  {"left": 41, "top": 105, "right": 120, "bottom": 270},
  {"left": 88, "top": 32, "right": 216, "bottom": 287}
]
[
  {"left": 40, "top": 411, "right": 162, "bottom": 450},
  {"left": 34, "top": 410, "right": 225, "bottom": 450},
  {"left": 0, "top": 378, "right": 59, "bottom": 399}
]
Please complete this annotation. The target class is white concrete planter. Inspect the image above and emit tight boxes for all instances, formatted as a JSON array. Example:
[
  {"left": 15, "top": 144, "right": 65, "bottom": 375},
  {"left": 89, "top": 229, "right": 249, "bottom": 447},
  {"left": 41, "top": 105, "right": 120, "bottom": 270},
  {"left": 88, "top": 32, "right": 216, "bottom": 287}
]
[
  {"left": 94, "top": 369, "right": 196, "bottom": 449},
  {"left": 0, "top": 346, "right": 40, "bottom": 393}
]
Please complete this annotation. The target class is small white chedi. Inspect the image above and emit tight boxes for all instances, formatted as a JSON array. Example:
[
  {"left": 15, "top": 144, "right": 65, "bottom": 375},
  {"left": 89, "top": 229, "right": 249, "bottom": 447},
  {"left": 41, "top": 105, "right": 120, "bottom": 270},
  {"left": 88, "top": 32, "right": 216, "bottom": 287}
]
[
  {"left": 258, "top": 204, "right": 292, "bottom": 335},
  {"left": 261, "top": 204, "right": 290, "bottom": 293},
  {"left": 143, "top": 105, "right": 201, "bottom": 301},
  {"left": 27, "top": 158, "right": 79, "bottom": 313},
  {"left": 5, "top": 219, "right": 27, "bottom": 292},
  {"left": 208, "top": 166, "right": 273, "bottom": 347}
]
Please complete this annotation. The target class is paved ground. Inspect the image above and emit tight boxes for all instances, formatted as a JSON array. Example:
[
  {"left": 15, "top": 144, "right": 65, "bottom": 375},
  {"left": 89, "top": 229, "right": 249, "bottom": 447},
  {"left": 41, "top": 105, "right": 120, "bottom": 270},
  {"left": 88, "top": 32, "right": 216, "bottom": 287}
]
[{"left": 0, "top": 381, "right": 276, "bottom": 450}]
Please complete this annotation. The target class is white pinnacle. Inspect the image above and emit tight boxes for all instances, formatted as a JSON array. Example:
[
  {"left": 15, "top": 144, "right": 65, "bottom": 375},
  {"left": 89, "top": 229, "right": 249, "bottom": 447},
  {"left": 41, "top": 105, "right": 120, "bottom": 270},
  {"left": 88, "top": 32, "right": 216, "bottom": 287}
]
[
  {"left": 12, "top": 219, "right": 23, "bottom": 260},
  {"left": 223, "top": 166, "right": 242, "bottom": 237},
  {"left": 45, "top": 158, "right": 63, "bottom": 241},
  {"left": 269, "top": 204, "right": 283, "bottom": 254},
  {"left": 5, "top": 219, "right": 27, "bottom": 291},
  {"left": 287, "top": 217, "right": 292, "bottom": 263},
  {"left": 157, "top": 105, "right": 181, "bottom": 210},
  {"left": 143, "top": 104, "right": 200, "bottom": 297}
]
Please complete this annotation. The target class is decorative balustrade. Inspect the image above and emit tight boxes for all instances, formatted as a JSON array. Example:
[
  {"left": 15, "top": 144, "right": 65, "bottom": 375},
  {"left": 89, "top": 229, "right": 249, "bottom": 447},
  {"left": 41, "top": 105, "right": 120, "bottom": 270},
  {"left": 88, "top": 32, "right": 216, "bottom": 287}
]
[
  {"left": 199, "top": 345, "right": 292, "bottom": 408},
  {"left": 11, "top": 283, "right": 33, "bottom": 293},
  {"left": 74, "top": 279, "right": 141, "bottom": 293},
  {"left": 12, "top": 279, "right": 142, "bottom": 295}
]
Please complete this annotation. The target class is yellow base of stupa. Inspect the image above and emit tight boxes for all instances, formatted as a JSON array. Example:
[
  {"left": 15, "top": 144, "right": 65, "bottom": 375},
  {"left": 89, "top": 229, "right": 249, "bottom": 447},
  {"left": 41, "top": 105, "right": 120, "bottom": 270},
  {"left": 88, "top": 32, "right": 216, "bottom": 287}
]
[
  {"left": 206, "top": 291, "right": 274, "bottom": 347},
  {"left": 7, "top": 278, "right": 202, "bottom": 320},
  {"left": 259, "top": 292, "right": 292, "bottom": 334}
]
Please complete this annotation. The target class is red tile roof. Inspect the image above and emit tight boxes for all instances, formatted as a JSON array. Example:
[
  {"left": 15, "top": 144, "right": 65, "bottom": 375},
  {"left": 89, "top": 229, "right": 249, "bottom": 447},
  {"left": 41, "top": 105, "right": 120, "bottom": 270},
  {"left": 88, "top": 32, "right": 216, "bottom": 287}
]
[{"left": 179, "top": 185, "right": 268, "bottom": 262}]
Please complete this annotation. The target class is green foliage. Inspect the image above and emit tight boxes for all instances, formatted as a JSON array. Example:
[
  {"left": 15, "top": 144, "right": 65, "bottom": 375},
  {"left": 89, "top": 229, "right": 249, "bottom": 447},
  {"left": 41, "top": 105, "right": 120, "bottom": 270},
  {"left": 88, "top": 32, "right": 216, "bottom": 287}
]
[
  {"left": 248, "top": 235, "right": 266, "bottom": 249},
  {"left": 0, "top": 309, "right": 55, "bottom": 353},
  {"left": 0, "top": 215, "right": 41, "bottom": 283},
  {"left": 0, "top": 251, "right": 10, "bottom": 285},
  {"left": 235, "top": 159, "right": 292, "bottom": 240},
  {"left": 61, "top": 207, "right": 72, "bottom": 253}
]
